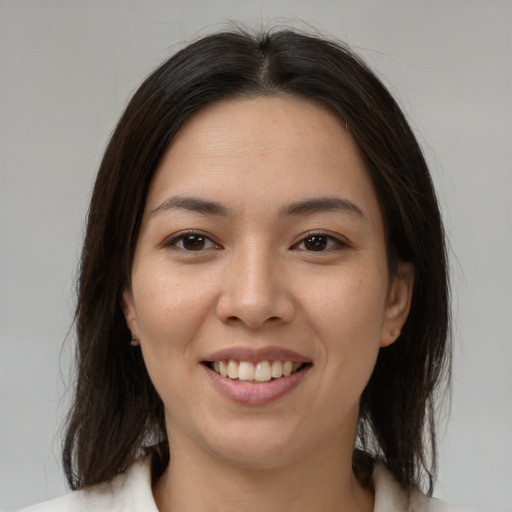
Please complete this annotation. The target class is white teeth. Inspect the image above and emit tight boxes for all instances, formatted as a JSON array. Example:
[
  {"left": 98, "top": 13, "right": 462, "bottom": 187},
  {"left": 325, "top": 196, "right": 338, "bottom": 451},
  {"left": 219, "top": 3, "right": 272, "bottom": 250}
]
[
  {"left": 271, "top": 360, "right": 283, "bottom": 378},
  {"left": 238, "top": 361, "right": 255, "bottom": 381},
  {"left": 211, "top": 359, "right": 305, "bottom": 381},
  {"left": 254, "top": 361, "right": 272, "bottom": 382},
  {"left": 227, "top": 360, "right": 238, "bottom": 379}
]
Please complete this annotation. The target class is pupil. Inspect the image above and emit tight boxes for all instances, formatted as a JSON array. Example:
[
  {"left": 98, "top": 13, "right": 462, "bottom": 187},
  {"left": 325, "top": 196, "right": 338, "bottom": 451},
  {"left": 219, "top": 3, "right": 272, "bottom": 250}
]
[
  {"left": 184, "top": 235, "right": 205, "bottom": 250},
  {"left": 306, "top": 235, "right": 327, "bottom": 251}
]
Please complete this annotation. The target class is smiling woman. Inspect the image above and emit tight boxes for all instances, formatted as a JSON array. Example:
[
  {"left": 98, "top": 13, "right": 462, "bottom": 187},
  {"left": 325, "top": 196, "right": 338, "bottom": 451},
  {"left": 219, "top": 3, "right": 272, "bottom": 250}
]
[{"left": 21, "top": 28, "right": 463, "bottom": 512}]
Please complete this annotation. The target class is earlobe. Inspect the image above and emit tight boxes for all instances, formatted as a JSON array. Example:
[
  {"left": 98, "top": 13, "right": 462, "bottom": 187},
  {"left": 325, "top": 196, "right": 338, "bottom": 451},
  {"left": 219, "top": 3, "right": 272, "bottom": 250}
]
[
  {"left": 381, "top": 263, "right": 414, "bottom": 348},
  {"left": 121, "top": 287, "right": 139, "bottom": 340}
]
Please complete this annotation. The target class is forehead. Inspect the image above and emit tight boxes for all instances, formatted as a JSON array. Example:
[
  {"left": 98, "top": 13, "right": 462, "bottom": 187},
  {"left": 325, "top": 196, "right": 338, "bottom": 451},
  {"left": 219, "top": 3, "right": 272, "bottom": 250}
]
[
  {"left": 146, "top": 95, "right": 382, "bottom": 226},
  {"left": 163, "top": 95, "right": 354, "bottom": 171}
]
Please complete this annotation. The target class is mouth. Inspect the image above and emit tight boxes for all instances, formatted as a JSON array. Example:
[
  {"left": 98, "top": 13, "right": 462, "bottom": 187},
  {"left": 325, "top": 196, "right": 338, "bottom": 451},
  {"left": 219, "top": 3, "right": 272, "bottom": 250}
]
[
  {"left": 202, "top": 359, "right": 312, "bottom": 383},
  {"left": 201, "top": 347, "right": 312, "bottom": 404}
]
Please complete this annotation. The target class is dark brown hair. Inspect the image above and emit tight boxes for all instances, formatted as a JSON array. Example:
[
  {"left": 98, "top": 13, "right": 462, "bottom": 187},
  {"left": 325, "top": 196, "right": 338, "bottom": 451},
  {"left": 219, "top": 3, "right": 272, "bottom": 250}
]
[{"left": 63, "top": 28, "right": 451, "bottom": 495}]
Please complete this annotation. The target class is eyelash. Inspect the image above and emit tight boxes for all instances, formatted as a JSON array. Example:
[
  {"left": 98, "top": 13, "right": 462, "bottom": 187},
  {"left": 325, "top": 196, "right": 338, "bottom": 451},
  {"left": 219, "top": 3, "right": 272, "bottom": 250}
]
[
  {"left": 292, "top": 231, "right": 349, "bottom": 252},
  {"left": 165, "top": 230, "right": 348, "bottom": 253},
  {"left": 164, "top": 231, "right": 221, "bottom": 251}
]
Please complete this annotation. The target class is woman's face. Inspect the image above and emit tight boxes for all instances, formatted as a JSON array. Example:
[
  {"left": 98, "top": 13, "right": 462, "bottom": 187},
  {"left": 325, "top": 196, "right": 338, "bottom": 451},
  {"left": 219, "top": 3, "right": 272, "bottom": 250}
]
[{"left": 123, "top": 96, "right": 413, "bottom": 469}]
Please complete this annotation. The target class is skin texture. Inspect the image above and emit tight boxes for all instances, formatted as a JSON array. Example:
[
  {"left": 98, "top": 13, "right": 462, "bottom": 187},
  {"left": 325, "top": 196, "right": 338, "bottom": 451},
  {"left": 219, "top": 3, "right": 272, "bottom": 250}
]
[{"left": 122, "top": 96, "right": 414, "bottom": 512}]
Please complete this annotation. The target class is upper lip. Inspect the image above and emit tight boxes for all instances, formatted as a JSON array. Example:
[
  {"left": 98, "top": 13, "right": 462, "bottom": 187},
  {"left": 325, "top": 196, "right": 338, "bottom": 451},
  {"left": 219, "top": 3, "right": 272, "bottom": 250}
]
[{"left": 204, "top": 346, "right": 311, "bottom": 363}]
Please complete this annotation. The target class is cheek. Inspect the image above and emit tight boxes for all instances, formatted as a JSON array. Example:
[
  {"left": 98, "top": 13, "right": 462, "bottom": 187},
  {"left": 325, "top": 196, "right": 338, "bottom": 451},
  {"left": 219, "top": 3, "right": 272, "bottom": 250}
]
[
  {"left": 132, "top": 269, "right": 214, "bottom": 410},
  {"left": 132, "top": 264, "right": 217, "bottom": 356},
  {"left": 301, "top": 267, "right": 388, "bottom": 393},
  {"left": 305, "top": 269, "right": 388, "bottom": 342}
]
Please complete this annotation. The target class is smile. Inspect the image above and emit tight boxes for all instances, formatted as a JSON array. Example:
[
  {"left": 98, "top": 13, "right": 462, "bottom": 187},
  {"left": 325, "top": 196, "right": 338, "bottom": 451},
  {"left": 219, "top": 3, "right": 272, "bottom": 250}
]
[
  {"left": 207, "top": 360, "right": 307, "bottom": 382},
  {"left": 202, "top": 347, "right": 312, "bottom": 404}
]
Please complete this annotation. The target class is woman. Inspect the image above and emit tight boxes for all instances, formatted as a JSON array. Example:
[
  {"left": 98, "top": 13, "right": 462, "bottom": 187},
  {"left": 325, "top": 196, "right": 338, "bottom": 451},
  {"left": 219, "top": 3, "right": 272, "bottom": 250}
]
[{"left": 22, "top": 28, "right": 462, "bottom": 511}]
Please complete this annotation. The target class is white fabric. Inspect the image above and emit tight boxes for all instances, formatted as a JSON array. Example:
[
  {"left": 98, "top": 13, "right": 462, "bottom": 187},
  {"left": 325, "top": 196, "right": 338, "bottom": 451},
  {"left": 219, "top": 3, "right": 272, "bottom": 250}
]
[
  {"left": 19, "top": 460, "right": 157, "bottom": 512},
  {"left": 371, "top": 464, "right": 466, "bottom": 512},
  {"left": 19, "top": 458, "right": 466, "bottom": 511}
]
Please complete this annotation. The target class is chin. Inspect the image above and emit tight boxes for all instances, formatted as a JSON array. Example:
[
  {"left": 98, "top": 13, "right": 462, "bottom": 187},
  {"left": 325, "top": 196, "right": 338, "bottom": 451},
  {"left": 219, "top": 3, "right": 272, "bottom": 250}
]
[{"left": 195, "top": 419, "right": 310, "bottom": 470}]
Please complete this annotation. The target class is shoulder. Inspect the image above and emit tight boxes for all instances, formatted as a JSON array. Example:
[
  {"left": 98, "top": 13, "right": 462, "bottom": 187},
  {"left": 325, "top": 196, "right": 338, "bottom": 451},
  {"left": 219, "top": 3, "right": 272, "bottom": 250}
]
[
  {"left": 372, "top": 463, "right": 469, "bottom": 512},
  {"left": 19, "top": 458, "right": 158, "bottom": 512}
]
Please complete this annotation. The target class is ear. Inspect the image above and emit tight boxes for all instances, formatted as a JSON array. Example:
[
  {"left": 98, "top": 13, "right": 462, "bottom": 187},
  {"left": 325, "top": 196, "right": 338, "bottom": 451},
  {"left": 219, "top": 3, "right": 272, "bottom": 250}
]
[
  {"left": 380, "top": 263, "right": 414, "bottom": 348},
  {"left": 121, "top": 287, "right": 140, "bottom": 341}
]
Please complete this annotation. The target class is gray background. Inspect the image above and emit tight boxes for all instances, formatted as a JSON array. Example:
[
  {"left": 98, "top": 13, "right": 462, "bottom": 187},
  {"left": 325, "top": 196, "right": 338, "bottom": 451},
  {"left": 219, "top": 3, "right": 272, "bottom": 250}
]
[{"left": 1, "top": 1, "right": 510, "bottom": 511}]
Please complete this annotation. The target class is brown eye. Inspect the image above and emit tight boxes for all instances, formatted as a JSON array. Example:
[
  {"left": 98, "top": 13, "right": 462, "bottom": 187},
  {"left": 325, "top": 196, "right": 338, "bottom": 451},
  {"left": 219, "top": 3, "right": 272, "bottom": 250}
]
[
  {"left": 167, "top": 232, "right": 219, "bottom": 251},
  {"left": 182, "top": 234, "right": 206, "bottom": 250},
  {"left": 304, "top": 235, "right": 328, "bottom": 251},
  {"left": 294, "top": 233, "right": 346, "bottom": 252}
]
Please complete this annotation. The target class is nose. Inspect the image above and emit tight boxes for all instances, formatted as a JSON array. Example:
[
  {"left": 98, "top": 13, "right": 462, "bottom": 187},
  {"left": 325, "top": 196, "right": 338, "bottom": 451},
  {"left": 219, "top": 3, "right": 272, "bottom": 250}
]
[{"left": 215, "top": 246, "right": 295, "bottom": 329}]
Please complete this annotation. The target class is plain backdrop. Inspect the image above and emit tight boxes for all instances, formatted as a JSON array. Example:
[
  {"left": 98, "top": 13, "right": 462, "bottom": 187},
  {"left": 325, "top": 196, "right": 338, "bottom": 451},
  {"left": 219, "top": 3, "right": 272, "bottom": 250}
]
[{"left": 0, "top": 1, "right": 510, "bottom": 511}]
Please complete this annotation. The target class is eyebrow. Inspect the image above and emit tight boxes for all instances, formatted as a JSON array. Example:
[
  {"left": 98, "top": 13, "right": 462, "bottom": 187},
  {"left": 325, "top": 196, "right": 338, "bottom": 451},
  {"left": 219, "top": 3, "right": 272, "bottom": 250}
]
[
  {"left": 149, "top": 195, "right": 365, "bottom": 220},
  {"left": 279, "top": 197, "right": 365, "bottom": 219},
  {"left": 150, "top": 196, "right": 231, "bottom": 217}
]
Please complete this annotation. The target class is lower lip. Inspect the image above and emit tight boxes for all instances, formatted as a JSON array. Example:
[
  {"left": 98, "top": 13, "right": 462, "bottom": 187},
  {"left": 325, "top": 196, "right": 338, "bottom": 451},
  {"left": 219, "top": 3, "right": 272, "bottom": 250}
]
[{"left": 202, "top": 364, "right": 310, "bottom": 406}]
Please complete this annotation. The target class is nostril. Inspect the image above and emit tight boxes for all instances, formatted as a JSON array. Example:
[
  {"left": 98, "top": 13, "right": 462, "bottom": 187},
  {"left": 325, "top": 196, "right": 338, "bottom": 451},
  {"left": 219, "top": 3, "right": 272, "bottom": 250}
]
[{"left": 216, "top": 286, "right": 295, "bottom": 328}]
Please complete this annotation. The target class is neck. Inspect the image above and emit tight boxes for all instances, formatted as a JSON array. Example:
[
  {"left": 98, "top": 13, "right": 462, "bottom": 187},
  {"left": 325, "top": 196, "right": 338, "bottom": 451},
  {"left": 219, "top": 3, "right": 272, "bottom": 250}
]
[{"left": 153, "top": 434, "right": 374, "bottom": 512}]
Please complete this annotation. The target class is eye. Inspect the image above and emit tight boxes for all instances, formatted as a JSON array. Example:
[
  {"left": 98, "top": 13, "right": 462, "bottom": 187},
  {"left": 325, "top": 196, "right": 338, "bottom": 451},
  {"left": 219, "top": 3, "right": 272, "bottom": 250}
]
[
  {"left": 166, "top": 231, "right": 220, "bottom": 251},
  {"left": 293, "top": 232, "right": 347, "bottom": 252}
]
